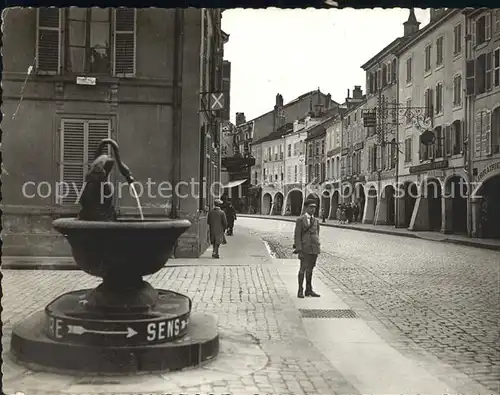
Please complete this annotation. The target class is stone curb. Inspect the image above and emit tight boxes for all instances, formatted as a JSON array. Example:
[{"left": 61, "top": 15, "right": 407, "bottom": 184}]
[{"left": 239, "top": 214, "right": 500, "bottom": 252}]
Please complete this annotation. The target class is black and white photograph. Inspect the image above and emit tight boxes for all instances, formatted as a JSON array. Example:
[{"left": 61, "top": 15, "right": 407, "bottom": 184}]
[{"left": 1, "top": 6, "right": 499, "bottom": 395}]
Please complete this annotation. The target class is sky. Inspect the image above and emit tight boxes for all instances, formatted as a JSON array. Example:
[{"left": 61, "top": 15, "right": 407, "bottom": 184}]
[{"left": 221, "top": 8, "right": 430, "bottom": 123}]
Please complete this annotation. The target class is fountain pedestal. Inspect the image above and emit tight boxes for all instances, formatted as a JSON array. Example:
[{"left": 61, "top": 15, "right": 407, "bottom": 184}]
[{"left": 9, "top": 139, "right": 219, "bottom": 374}]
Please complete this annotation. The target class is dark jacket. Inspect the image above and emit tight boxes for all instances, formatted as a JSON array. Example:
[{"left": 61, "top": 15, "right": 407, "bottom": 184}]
[
  {"left": 207, "top": 207, "right": 227, "bottom": 245},
  {"left": 224, "top": 205, "right": 237, "bottom": 224},
  {"left": 293, "top": 214, "right": 321, "bottom": 255}
]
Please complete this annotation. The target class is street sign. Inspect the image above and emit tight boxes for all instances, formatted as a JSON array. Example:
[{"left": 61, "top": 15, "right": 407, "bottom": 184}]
[
  {"left": 363, "top": 110, "right": 376, "bottom": 128},
  {"left": 420, "top": 129, "right": 436, "bottom": 146},
  {"left": 45, "top": 312, "right": 190, "bottom": 347},
  {"left": 210, "top": 93, "right": 225, "bottom": 111},
  {"left": 44, "top": 289, "right": 192, "bottom": 347}
]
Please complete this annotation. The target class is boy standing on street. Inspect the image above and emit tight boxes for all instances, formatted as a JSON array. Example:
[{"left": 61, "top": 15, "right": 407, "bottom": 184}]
[{"left": 293, "top": 199, "right": 321, "bottom": 298}]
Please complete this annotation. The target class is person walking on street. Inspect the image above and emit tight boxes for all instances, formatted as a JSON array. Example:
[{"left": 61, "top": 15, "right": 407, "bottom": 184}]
[
  {"left": 320, "top": 207, "right": 327, "bottom": 223},
  {"left": 352, "top": 202, "right": 359, "bottom": 224},
  {"left": 207, "top": 199, "right": 227, "bottom": 259},
  {"left": 346, "top": 203, "right": 353, "bottom": 223},
  {"left": 293, "top": 199, "right": 321, "bottom": 298},
  {"left": 224, "top": 202, "right": 237, "bottom": 236}
]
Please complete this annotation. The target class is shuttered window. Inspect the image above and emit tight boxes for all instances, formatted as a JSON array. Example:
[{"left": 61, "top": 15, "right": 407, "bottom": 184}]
[
  {"left": 475, "top": 110, "right": 492, "bottom": 159},
  {"left": 113, "top": 8, "right": 136, "bottom": 76},
  {"left": 36, "top": 8, "right": 136, "bottom": 77},
  {"left": 36, "top": 8, "right": 62, "bottom": 75},
  {"left": 59, "top": 119, "right": 111, "bottom": 205}
]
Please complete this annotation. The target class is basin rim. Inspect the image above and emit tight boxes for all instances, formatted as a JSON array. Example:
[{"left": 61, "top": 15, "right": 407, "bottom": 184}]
[{"left": 53, "top": 218, "right": 192, "bottom": 230}]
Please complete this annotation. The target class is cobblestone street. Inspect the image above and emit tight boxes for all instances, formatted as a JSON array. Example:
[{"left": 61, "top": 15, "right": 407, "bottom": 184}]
[
  {"left": 239, "top": 217, "right": 500, "bottom": 394},
  {"left": 2, "top": 233, "right": 358, "bottom": 395}
]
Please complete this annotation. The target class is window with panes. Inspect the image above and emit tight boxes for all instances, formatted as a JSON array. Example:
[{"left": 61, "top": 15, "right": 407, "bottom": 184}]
[
  {"left": 36, "top": 8, "right": 136, "bottom": 76},
  {"left": 453, "top": 75, "right": 462, "bottom": 106},
  {"left": 436, "top": 36, "right": 444, "bottom": 66}
]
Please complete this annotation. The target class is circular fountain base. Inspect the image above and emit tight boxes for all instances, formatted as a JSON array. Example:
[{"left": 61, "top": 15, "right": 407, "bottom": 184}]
[{"left": 10, "top": 289, "right": 219, "bottom": 374}]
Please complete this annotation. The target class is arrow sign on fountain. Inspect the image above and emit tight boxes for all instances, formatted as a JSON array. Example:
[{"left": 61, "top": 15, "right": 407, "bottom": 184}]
[{"left": 67, "top": 325, "right": 138, "bottom": 338}]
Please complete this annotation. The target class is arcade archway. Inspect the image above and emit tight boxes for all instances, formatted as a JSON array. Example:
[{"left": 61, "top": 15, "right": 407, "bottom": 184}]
[
  {"left": 305, "top": 193, "right": 320, "bottom": 216},
  {"left": 402, "top": 182, "right": 418, "bottom": 228},
  {"left": 445, "top": 176, "right": 468, "bottom": 234},
  {"left": 381, "top": 185, "right": 395, "bottom": 225},
  {"left": 331, "top": 191, "right": 339, "bottom": 219},
  {"left": 364, "top": 185, "right": 377, "bottom": 224},
  {"left": 262, "top": 193, "right": 272, "bottom": 215},
  {"left": 273, "top": 192, "right": 284, "bottom": 215},
  {"left": 342, "top": 184, "right": 352, "bottom": 204},
  {"left": 355, "top": 183, "right": 365, "bottom": 222},
  {"left": 424, "top": 178, "right": 442, "bottom": 231},
  {"left": 321, "top": 191, "right": 330, "bottom": 219},
  {"left": 285, "top": 189, "right": 303, "bottom": 216},
  {"left": 476, "top": 174, "right": 500, "bottom": 238}
]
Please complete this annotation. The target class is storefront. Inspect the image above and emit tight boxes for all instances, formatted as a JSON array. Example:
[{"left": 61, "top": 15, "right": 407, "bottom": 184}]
[{"left": 471, "top": 160, "right": 500, "bottom": 239}]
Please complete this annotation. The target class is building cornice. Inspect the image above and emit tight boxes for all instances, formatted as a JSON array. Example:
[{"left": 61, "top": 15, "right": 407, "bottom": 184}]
[{"left": 361, "top": 37, "right": 407, "bottom": 70}]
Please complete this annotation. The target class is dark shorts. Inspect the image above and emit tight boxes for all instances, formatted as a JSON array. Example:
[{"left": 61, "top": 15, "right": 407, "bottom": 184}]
[{"left": 299, "top": 253, "right": 318, "bottom": 272}]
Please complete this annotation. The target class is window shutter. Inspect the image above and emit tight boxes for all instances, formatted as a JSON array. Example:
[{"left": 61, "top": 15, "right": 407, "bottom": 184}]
[
  {"left": 460, "top": 120, "right": 465, "bottom": 153},
  {"left": 113, "top": 8, "right": 137, "bottom": 77},
  {"left": 429, "top": 88, "right": 434, "bottom": 118},
  {"left": 485, "top": 111, "right": 492, "bottom": 155},
  {"left": 475, "top": 113, "right": 483, "bottom": 158},
  {"left": 471, "top": 20, "right": 476, "bottom": 50},
  {"left": 36, "top": 8, "right": 61, "bottom": 75},
  {"left": 87, "top": 120, "right": 112, "bottom": 171},
  {"left": 486, "top": 51, "right": 493, "bottom": 91},
  {"left": 486, "top": 12, "right": 492, "bottom": 40},
  {"left": 367, "top": 146, "right": 372, "bottom": 172},
  {"left": 60, "top": 120, "right": 85, "bottom": 205},
  {"left": 409, "top": 137, "right": 413, "bottom": 162}
]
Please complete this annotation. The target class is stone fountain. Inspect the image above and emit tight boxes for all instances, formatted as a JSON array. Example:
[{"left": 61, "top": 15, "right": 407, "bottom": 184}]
[{"left": 10, "top": 139, "right": 219, "bottom": 374}]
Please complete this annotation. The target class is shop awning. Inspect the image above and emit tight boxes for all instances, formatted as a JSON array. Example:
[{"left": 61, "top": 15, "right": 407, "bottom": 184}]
[{"left": 222, "top": 179, "right": 247, "bottom": 189}]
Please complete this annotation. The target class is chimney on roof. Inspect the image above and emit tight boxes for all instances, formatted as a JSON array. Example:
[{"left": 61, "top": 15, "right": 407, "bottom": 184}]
[
  {"left": 325, "top": 93, "right": 331, "bottom": 109},
  {"left": 403, "top": 8, "right": 420, "bottom": 37},
  {"left": 275, "top": 93, "right": 284, "bottom": 107},
  {"left": 429, "top": 8, "right": 446, "bottom": 22},
  {"left": 353, "top": 86, "right": 363, "bottom": 99},
  {"left": 347, "top": 89, "right": 350, "bottom": 99},
  {"left": 235, "top": 112, "right": 246, "bottom": 126}
]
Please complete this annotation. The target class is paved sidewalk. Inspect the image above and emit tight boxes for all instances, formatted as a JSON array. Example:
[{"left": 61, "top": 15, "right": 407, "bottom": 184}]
[
  {"left": 240, "top": 214, "right": 500, "bottom": 251},
  {"left": 2, "top": 229, "right": 358, "bottom": 395}
]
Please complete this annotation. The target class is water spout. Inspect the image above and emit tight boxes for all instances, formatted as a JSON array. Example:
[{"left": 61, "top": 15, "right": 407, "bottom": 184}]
[
  {"left": 130, "top": 183, "right": 144, "bottom": 220},
  {"left": 96, "top": 139, "right": 135, "bottom": 184},
  {"left": 95, "top": 139, "right": 144, "bottom": 220}
]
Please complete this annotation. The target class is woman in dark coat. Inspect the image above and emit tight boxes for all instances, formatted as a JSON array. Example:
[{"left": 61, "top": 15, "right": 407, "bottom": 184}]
[
  {"left": 207, "top": 199, "right": 227, "bottom": 258},
  {"left": 224, "top": 202, "right": 237, "bottom": 235}
]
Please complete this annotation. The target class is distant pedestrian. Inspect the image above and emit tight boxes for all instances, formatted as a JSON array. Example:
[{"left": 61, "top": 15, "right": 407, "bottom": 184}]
[
  {"left": 336, "top": 206, "right": 341, "bottom": 224},
  {"left": 346, "top": 204, "right": 353, "bottom": 223},
  {"left": 352, "top": 203, "right": 359, "bottom": 223},
  {"left": 293, "top": 199, "right": 321, "bottom": 299},
  {"left": 320, "top": 208, "right": 327, "bottom": 223},
  {"left": 207, "top": 199, "right": 227, "bottom": 259},
  {"left": 224, "top": 202, "right": 237, "bottom": 236}
]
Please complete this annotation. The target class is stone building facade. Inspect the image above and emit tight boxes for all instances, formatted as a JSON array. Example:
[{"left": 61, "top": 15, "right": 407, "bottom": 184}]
[
  {"left": 2, "top": 8, "right": 227, "bottom": 259},
  {"left": 396, "top": 9, "right": 469, "bottom": 235},
  {"left": 464, "top": 8, "right": 500, "bottom": 239}
]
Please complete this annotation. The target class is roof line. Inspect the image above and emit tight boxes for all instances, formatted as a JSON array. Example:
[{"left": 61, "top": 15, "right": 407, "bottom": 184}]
[
  {"left": 395, "top": 9, "right": 460, "bottom": 56},
  {"left": 360, "top": 37, "right": 406, "bottom": 70},
  {"left": 238, "top": 89, "right": 336, "bottom": 126}
]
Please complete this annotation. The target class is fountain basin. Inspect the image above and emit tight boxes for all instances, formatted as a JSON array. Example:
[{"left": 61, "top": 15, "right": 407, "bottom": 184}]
[{"left": 53, "top": 218, "right": 191, "bottom": 279}]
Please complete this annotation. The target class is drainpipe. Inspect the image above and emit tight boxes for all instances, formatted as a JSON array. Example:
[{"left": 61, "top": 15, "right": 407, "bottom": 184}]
[
  {"left": 465, "top": 13, "right": 473, "bottom": 237},
  {"left": 394, "top": 60, "right": 400, "bottom": 228},
  {"left": 171, "top": 9, "right": 184, "bottom": 219}
]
